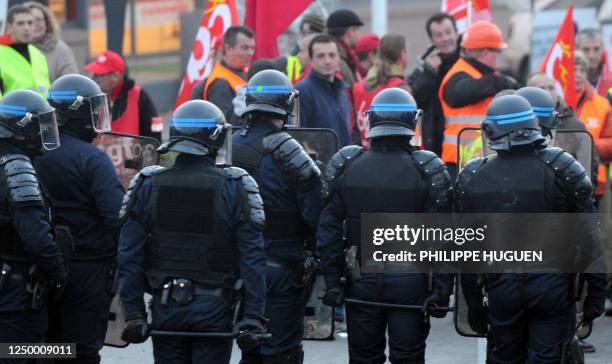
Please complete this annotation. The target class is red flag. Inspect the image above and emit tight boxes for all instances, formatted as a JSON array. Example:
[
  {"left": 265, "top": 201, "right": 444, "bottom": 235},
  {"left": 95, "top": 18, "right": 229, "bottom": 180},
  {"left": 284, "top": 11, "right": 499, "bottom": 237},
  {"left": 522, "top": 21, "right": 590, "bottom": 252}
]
[
  {"left": 245, "top": 0, "right": 312, "bottom": 60},
  {"left": 174, "top": 0, "right": 239, "bottom": 109},
  {"left": 441, "top": 0, "right": 492, "bottom": 34},
  {"left": 539, "top": 6, "right": 576, "bottom": 109}
]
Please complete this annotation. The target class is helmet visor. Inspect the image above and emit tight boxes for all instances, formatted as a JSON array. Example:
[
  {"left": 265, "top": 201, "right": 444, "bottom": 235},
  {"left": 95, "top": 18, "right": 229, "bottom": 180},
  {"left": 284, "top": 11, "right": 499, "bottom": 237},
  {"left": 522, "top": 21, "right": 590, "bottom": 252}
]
[
  {"left": 215, "top": 125, "right": 233, "bottom": 165},
  {"left": 38, "top": 110, "right": 60, "bottom": 150},
  {"left": 90, "top": 94, "right": 111, "bottom": 132}
]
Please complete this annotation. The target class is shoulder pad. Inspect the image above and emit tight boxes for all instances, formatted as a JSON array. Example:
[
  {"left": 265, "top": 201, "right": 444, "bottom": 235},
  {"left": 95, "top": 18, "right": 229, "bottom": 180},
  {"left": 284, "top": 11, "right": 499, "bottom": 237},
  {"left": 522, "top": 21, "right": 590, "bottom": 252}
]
[
  {"left": 537, "top": 147, "right": 592, "bottom": 199},
  {"left": 1, "top": 154, "right": 43, "bottom": 207},
  {"left": 455, "top": 157, "right": 488, "bottom": 212},
  {"left": 457, "top": 157, "right": 488, "bottom": 191},
  {"left": 322, "top": 146, "right": 364, "bottom": 203},
  {"left": 224, "top": 166, "right": 249, "bottom": 179},
  {"left": 263, "top": 132, "right": 321, "bottom": 187},
  {"left": 118, "top": 165, "right": 165, "bottom": 223},
  {"left": 412, "top": 150, "right": 453, "bottom": 211},
  {"left": 226, "top": 167, "right": 265, "bottom": 231}
]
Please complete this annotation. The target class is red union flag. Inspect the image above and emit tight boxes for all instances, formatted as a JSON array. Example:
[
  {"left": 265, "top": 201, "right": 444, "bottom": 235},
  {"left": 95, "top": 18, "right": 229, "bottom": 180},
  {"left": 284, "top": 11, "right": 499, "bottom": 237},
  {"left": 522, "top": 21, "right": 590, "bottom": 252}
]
[
  {"left": 441, "top": 0, "right": 492, "bottom": 34},
  {"left": 539, "top": 6, "right": 576, "bottom": 109},
  {"left": 175, "top": 0, "right": 239, "bottom": 108}
]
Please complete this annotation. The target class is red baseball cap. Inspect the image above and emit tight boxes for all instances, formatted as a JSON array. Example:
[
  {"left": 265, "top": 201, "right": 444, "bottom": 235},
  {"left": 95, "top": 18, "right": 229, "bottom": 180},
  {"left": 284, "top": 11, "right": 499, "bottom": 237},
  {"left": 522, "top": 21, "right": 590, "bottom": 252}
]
[
  {"left": 356, "top": 33, "right": 380, "bottom": 54},
  {"left": 85, "top": 50, "right": 126, "bottom": 75}
]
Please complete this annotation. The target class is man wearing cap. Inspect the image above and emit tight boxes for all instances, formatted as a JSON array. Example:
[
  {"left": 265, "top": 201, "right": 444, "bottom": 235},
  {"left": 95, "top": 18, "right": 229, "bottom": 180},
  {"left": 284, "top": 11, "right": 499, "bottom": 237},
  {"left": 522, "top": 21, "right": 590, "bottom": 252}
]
[
  {"left": 85, "top": 50, "right": 161, "bottom": 141},
  {"left": 439, "top": 20, "right": 519, "bottom": 178},
  {"left": 0, "top": 5, "right": 51, "bottom": 97},
  {"left": 407, "top": 13, "right": 460, "bottom": 157},
  {"left": 355, "top": 33, "right": 379, "bottom": 72},
  {"left": 190, "top": 25, "right": 255, "bottom": 125},
  {"left": 326, "top": 9, "right": 365, "bottom": 88}
]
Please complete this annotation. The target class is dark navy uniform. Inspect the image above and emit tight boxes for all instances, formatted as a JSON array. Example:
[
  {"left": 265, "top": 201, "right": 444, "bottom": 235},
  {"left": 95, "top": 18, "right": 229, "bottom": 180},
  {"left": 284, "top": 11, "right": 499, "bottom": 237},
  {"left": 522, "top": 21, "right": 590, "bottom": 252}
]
[
  {"left": 36, "top": 74, "right": 125, "bottom": 363},
  {"left": 0, "top": 90, "right": 66, "bottom": 364},
  {"left": 317, "top": 88, "right": 453, "bottom": 364},
  {"left": 118, "top": 99, "right": 267, "bottom": 364},
  {"left": 35, "top": 130, "right": 124, "bottom": 361},
  {"left": 118, "top": 155, "right": 266, "bottom": 363},
  {"left": 234, "top": 70, "right": 321, "bottom": 363},
  {"left": 456, "top": 95, "right": 607, "bottom": 363}
]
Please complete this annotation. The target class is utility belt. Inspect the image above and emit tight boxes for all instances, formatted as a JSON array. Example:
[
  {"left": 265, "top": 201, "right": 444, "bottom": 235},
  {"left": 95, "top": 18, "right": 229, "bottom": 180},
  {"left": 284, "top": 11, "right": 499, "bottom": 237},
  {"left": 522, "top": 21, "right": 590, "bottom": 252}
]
[
  {"left": 154, "top": 278, "right": 232, "bottom": 307},
  {"left": 265, "top": 256, "right": 303, "bottom": 273},
  {"left": 0, "top": 261, "right": 56, "bottom": 311}
]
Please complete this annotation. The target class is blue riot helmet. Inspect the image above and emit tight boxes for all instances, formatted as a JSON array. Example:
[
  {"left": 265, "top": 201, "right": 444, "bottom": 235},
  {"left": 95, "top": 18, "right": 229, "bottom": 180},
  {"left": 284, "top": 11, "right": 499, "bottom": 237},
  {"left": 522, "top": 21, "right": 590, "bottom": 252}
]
[
  {"left": 367, "top": 87, "right": 421, "bottom": 139},
  {"left": 0, "top": 89, "right": 60, "bottom": 155},
  {"left": 515, "top": 87, "right": 558, "bottom": 141},
  {"left": 244, "top": 69, "right": 299, "bottom": 125},
  {"left": 482, "top": 95, "right": 545, "bottom": 151},
  {"left": 157, "top": 100, "right": 232, "bottom": 164},
  {"left": 48, "top": 74, "right": 111, "bottom": 142}
]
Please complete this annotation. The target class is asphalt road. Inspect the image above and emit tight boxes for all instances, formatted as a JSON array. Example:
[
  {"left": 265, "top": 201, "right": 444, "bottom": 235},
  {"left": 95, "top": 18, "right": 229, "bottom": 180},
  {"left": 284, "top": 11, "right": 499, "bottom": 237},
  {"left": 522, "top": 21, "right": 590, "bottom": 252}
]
[{"left": 101, "top": 313, "right": 612, "bottom": 363}]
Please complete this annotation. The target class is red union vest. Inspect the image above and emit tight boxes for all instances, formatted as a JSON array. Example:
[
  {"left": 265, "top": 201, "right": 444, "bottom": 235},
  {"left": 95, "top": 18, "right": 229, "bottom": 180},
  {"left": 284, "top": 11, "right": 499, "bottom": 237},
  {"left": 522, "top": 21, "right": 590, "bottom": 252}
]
[{"left": 111, "top": 85, "right": 141, "bottom": 135}]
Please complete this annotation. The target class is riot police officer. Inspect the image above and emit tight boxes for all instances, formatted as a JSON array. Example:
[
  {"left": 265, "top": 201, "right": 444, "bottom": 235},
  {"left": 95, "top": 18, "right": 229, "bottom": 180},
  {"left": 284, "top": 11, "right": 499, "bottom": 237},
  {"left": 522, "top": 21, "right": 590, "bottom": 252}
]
[
  {"left": 34, "top": 74, "right": 125, "bottom": 363},
  {"left": 117, "top": 100, "right": 267, "bottom": 363},
  {"left": 0, "top": 90, "right": 66, "bottom": 357},
  {"left": 233, "top": 70, "right": 321, "bottom": 363},
  {"left": 317, "top": 88, "right": 453, "bottom": 364},
  {"left": 456, "top": 94, "right": 607, "bottom": 363}
]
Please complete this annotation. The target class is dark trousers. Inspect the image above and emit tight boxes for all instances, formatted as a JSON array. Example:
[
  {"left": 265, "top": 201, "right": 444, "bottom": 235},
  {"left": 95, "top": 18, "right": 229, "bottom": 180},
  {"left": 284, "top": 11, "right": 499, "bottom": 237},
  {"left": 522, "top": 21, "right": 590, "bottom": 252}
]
[
  {"left": 345, "top": 274, "right": 430, "bottom": 364},
  {"left": 47, "top": 260, "right": 113, "bottom": 363},
  {"left": 487, "top": 274, "right": 575, "bottom": 363},
  {"left": 150, "top": 287, "right": 233, "bottom": 364},
  {"left": 0, "top": 276, "right": 47, "bottom": 364},
  {"left": 241, "top": 265, "right": 305, "bottom": 363}
]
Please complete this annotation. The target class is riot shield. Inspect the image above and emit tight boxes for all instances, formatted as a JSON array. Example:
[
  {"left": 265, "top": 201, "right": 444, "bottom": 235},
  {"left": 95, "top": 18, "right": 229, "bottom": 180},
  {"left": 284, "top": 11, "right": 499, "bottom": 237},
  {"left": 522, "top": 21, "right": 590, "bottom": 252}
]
[
  {"left": 285, "top": 127, "right": 338, "bottom": 170},
  {"left": 96, "top": 132, "right": 159, "bottom": 348},
  {"left": 94, "top": 132, "right": 160, "bottom": 189},
  {"left": 551, "top": 129, "right": 594, "bottom": 181},
  {"left": 454, "top": 274, "right": 488, "bottom": 337},
  {"left": 285, "top": 128, "right": 338, "bottom": 340},
  {"left": 457, "top": 127, "right": 492, "bottom": 171}
]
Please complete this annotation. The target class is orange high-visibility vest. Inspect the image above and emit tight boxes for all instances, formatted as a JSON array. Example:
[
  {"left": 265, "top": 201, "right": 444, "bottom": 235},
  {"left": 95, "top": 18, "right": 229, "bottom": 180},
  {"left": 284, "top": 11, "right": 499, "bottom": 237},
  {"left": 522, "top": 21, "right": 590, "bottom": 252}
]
[
  {"left": 439, "top": 58, "right": 493, "bottom": 164},
  {"left": 203, "top": 62, "right": 247, "bottom": 100},
  {"left": 577, "top": 89, "right": 610, "bottom": 196}
]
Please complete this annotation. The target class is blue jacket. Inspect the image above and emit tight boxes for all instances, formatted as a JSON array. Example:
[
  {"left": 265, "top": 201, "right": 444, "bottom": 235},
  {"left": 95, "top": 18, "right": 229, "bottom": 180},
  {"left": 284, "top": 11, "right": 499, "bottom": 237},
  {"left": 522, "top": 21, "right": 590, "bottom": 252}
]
[
  {"left": 118, "top": 154, "right": 266, "bottom": 318},
  {"left": 296, "top": 71, "right": 351, "bottom": 147},
  {"left": 35, "top": 130, "right": 125, "bottom": 258}
]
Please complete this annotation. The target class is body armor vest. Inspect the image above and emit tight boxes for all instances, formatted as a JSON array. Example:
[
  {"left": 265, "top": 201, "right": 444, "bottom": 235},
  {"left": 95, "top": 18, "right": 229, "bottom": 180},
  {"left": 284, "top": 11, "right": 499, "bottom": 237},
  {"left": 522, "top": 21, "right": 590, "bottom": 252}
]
[
  {"left": 461, "top": 152, "right": 560, "bottom": 213},
  {"left": 342, "top": 149, "right": 430, "bottom": 246},
  {"left": 146, "top": 164, "right": 238, "bottom": 289},
  {"left": 233, "top": 133, "right": 305, "bottom": 241}
]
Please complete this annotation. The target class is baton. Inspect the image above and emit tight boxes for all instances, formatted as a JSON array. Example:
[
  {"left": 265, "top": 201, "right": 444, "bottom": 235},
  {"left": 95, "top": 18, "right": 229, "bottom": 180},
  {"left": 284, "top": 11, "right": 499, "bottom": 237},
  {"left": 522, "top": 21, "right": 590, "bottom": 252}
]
[
  {"left": 345, "top": 298, "right": 451, "bottom": 312},
  {"left": 149, "top": 329, "right": 272, "bottom": 340}
]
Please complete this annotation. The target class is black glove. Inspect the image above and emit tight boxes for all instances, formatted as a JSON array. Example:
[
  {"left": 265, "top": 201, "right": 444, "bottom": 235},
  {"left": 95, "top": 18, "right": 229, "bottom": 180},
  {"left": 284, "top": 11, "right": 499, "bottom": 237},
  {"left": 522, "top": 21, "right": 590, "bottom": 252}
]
[
  {"left": 234, "top": 315, "right": 268, "bottom": 352},
  {"left": 121, "top": 314, "right": 149, "bottom": 344},
  {"left": 423, "top": 292, "right": 450, "bottom": 318},
  {"left": 582, "top": 296, "right": 604, "bottom": 323},
  {"left": 467, "top": 306, "right": 488, "bottom": 336},
  {"left": 493, "top": 73, "right": 520, "bottom": 91},
  {"left": 322, "top": 286, "right": 344, "bottom": 307}
]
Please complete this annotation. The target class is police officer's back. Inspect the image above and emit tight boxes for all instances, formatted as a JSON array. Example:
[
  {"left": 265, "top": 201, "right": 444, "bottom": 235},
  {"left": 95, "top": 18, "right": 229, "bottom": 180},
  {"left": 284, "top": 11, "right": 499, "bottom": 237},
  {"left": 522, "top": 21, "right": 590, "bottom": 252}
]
[
  {"left": 0, "top": 89, "right": 65, "bottom": 346},
  {"left": 232, "top": 70, "right": 321, "bottom": 363},
  {"left": 317, "top": 88, "right": 453, "bottom": 364},
  {"left": 117, "top": 100, "right": 267, "bottom": 364},
  {"left": 455, "top": 95, "right": 606, "bottom": 363}
]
